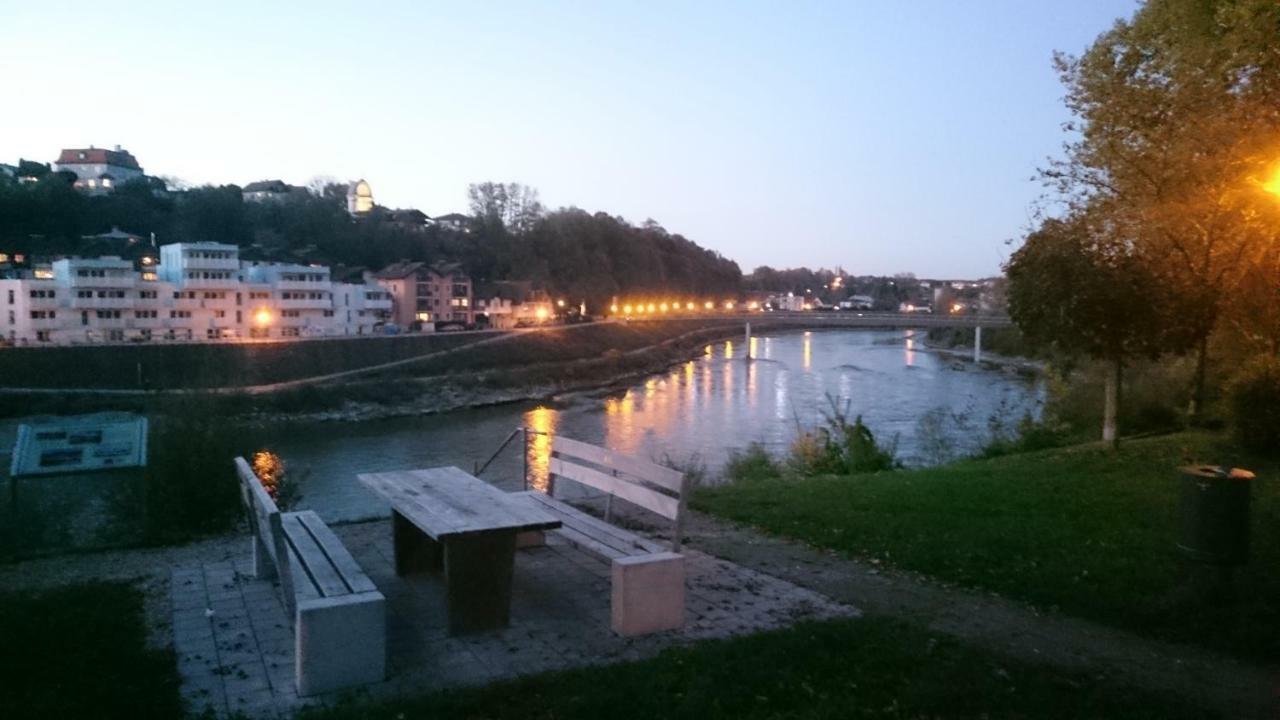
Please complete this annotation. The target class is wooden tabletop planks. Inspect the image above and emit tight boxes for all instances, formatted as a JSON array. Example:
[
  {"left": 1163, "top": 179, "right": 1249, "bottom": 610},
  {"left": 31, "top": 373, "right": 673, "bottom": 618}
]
[{"left": 358, "top": 466, "right": 561, "bottom": 540}]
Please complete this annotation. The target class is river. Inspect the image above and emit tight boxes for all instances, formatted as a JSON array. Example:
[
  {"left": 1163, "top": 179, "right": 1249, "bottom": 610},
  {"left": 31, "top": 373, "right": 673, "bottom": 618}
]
[{"left": 256, "top": 329, "right": 1043, "bottom": 523}]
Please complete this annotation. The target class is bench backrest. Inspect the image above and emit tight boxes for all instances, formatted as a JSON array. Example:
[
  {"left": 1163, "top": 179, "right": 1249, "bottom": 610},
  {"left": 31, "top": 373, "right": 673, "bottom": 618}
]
[
  {"left": 544, "top": 435, "right": 691, "bottom": 552},
  {"left": 235, "top": 456, "right": 300, "bottom": 616}
]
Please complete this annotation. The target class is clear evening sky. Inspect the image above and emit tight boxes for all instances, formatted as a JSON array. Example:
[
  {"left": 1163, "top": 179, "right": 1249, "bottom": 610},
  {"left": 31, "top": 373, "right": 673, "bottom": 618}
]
[{"left": 1, "top": 1, "right": 1136, "bottom": 278}]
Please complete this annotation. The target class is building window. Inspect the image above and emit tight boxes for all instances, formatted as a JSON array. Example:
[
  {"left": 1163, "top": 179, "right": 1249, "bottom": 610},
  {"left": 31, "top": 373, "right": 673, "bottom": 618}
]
[
  {"left": 36, "top": 330, "right": 50, "bottom": 342},
  {"left": 323, "top": 310, "right": 334, "bottom": 317},
  {"left": 281, "top": 310, "right": 300, "bottom": 318},
  {"left": 281, "top": 327, "right": 300, "bottom": 337},
  {"left": 214, "top": 310, "right": 226, "bottom": 318}
]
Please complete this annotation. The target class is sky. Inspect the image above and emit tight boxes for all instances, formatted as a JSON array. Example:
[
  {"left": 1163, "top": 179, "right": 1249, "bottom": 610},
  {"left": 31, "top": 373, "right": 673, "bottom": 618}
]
[{"left": 0, "top": 0, "right": 1137, "bottom": 278}]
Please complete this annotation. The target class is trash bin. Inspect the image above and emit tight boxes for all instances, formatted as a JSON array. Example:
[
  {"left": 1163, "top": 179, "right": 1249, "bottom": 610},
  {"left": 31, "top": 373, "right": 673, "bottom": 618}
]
[{"left": 1177, "top": 465, "right": 1254, "bottom": 565}]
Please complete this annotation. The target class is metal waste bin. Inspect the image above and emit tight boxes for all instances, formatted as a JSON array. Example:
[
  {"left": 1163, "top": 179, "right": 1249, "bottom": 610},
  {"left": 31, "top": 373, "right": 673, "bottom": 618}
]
[{"left": 1177, "top": 465, "right": 1254, "bottom": 565}]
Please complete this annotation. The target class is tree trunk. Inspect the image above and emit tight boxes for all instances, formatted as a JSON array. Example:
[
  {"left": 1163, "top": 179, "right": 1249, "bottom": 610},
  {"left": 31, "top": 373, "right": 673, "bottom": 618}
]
[
  {"left": 1102, "top": 357, "right": 1122, "bottom": 450},
  {"left": 1188, "top": 334, "right": 1208, "bottom": 424}
]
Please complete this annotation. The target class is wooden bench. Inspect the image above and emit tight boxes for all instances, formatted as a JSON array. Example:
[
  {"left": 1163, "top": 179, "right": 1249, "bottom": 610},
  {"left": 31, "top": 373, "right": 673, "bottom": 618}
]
[
  {"left": 511, "top": 435, "right": 689, "bottom": 636},
  {"left": 235, "top": 457, "right": 385, "bottom": 697}
]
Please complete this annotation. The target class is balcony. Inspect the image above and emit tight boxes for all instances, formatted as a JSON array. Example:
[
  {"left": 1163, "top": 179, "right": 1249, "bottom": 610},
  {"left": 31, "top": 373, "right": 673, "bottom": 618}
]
[
  {"left": 273, "top": 279, "right": 330, "bottom": 291},
  {"left": 69, "top": 295, "right": 134, "bottom": 310},
  {"left": 175, "top": 277, "right": 241, "bottom": 290},
  {"left": 65, "top": 275, "right": 136, "bottom": 290},
  {"left": 179, "top": 256, "right": 239, "bottom": 271},
  {"left": 279, "top": 297, "right": 333, "bottom": 310}
]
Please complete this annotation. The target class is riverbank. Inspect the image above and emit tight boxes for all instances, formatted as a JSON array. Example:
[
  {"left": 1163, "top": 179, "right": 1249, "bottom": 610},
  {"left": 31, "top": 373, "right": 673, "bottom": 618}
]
[
  {"left": 695, "top": 431, "right": 1280, "bottom": 664},
  {"left": 0, "top": 320, "right": 750, "bottom": 423}
]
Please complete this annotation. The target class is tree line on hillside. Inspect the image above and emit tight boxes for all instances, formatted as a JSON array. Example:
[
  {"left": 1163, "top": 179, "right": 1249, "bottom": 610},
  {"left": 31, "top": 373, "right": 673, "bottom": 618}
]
[
  {"left": 1006, "top": 0, "right": 1280, "bottom": 447},
  {"left": 0, "top": 172, "right": 742, "bottom": 309}
]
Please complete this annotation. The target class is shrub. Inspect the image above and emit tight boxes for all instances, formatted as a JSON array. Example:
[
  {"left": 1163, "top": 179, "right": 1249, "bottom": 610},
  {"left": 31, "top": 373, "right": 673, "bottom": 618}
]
[
  {"left": 724, "top": 442, "right": 782, "bottom": 482},
  {"left": 788, "top": 395, "right": 898, "bottom": 476},
  {"left": 981, "top": 414, "right": 1070, "bottom": 458},
  {"left": 143, "top": 406, "right": 250, "bottom": 543},
  {"left": 1226, "top": 357, "right": 1280, "bottom": 454},
  {"left": 658, "top": 453, "right": 708, "bottom": 487}
]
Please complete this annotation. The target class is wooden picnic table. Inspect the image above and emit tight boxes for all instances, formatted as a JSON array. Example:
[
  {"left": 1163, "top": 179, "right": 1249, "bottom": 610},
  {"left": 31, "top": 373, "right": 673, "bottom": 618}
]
[{"left": 357, "top": 466, "right": 561, "bottom": 634}]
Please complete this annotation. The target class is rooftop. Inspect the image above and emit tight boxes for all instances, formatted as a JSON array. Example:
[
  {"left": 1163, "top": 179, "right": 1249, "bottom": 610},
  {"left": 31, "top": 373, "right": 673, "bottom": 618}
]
[{"left": 56, "top": 147, "right": 142, "bottom": 171}]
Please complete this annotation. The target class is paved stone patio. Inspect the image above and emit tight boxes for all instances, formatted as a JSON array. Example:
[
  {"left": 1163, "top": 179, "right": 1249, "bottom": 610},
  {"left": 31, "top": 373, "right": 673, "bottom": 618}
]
[{"left": 171, "top": 518, "right": 856, "bottom": 718}]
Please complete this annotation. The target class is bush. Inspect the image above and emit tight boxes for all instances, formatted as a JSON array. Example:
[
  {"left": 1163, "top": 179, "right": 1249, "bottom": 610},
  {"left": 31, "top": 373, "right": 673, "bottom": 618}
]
[
  {"left": 143, "top": 405, "right": 250, "bottom": 543},
  {"left": 1226, "top": 357, "right": 1280, "bottom": 454},
  {"left": 981, "top": 414, "right": 1070, "bottom": 458},
  {"left": 723, "top": 443, "right": 782, "bottom": 482},
  {"left": 788, "top": 395, "right": 898, "bottom": 476}
]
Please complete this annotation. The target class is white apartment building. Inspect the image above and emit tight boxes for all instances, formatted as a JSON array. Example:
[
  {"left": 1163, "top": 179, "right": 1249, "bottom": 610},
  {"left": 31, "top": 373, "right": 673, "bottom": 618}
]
[{"left": 0, "top": 243, "right": 392, "bottom": 345}]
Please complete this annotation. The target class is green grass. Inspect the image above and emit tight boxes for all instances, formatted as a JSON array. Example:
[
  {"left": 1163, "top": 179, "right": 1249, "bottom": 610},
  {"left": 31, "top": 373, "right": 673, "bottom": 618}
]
[
  {"left": 0, "top": 581, "right": 185, "bottom": 720},
  {"left": 694, "top": 432, "right": 1280, "bottom": 661},
  {"left": 303, "top": 617, "right": 1213, "bottom": 720}
]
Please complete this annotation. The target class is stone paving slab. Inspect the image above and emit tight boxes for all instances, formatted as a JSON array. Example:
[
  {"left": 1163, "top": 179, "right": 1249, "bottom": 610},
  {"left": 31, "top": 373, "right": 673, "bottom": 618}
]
[{"left": 172, "top": 518, "right": 856, "bottom": 718}]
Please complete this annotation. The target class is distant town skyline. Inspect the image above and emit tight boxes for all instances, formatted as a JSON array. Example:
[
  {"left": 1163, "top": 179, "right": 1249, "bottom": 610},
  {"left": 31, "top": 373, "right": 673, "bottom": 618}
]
[{"left": 1, "top": 1, "right": 1137, "bottom": 278}]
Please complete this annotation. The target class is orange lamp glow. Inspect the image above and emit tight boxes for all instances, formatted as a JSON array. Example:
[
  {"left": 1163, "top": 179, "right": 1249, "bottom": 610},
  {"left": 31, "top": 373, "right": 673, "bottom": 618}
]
[
  {"left": 1264, "top": 163, "right": 1280, "bottom": 198},
  {"left": 253, "top": 308, "right": 273, "bottom": 326}
]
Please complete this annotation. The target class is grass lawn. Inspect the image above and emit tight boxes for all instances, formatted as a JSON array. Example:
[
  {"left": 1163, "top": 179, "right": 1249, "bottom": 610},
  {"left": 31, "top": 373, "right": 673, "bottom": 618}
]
[
  {"left": 694, "top": 432, "right": 1280, "bottom": 662},
  {"left": 0, "top": 581, "right": 185, "bottom": 720},
  {"left": 303, "top": 616, "right": 1214, "bottom": 720}
]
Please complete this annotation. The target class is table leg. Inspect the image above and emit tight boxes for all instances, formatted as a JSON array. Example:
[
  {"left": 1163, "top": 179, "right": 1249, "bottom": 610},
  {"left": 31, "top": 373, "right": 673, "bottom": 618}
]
[
  {"left": 393, "top": 509, "right": 441, "bottom": 576},
  {"left": 443, "top": 530, "right": 517, "bottom": 634}
]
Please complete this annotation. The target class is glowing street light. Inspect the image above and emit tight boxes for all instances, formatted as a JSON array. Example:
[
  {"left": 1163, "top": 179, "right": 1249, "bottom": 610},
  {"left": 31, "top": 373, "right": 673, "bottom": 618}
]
[
  {"left": 647, "top": 303, "right": 656, "bottom": 313},
  {"left": 610, "top": 303, "right": 619, "bottom": 313},
  {"left": 623, "top": 304, "right": 633, "bottom": 314},
  {"left": 535, "top": 307, "right": 550, "bottom": 320},
  {"left": 557, "top": 299, "right": 566, "bottom": 308},
  {"left": 703, "top": 301, "right": 713, "bottom": 310},
  {"left": 1264, "top": 162, "right": 1280, "bottom": 198},
  {"left": 253, "top": 308, "right": 273, "bottom": 326}
]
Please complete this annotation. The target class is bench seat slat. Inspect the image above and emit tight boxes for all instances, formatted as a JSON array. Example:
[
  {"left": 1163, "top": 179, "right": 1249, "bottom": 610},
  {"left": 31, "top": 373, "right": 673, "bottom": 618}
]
[
  {"left": 519, "top": 492, "right": 664, "bottom": 555},
  {"left": 296, "top": 512, "right": 379, "bottom": 595},
  {"left": 554, "top": 524, "right": 630, "bottom": 560},
  {"left": 283, "top": 511, "right": 352, "bottom": 598}
]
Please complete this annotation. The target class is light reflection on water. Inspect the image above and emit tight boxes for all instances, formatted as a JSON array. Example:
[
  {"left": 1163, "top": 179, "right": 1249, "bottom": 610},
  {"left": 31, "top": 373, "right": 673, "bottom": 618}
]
[{"left": 253, "top": 329, "right": 1042, "bottom": 523}]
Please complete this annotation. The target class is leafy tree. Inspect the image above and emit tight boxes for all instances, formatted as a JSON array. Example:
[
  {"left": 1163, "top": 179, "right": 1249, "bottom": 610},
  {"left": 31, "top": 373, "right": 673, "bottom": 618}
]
[
  {"left": 1047, "top": 0, "right": 1280, "bottom": 419},
  {"left": 1006, "top": 211, "right": 1195, "bottom": 448}
]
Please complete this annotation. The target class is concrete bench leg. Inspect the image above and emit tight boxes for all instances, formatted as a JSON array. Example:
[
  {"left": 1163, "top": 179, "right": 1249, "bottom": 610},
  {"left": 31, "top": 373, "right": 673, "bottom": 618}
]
[
  {"left": 295, "top": 591, "right": 386, "bottom": 697},
  {"left": 611, "top": 552, "right": 686, "bottom": 636}
]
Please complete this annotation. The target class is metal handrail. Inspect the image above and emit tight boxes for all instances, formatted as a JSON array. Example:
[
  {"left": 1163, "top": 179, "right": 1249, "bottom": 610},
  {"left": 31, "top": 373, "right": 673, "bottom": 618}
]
[{"left": 473, "top": 425, "right": 552, "bottom": 490}]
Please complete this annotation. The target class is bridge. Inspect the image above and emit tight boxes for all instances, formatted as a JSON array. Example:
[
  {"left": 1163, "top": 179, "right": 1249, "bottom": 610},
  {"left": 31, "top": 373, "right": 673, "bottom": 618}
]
[{"left": 627, "top": 312, "right": 1013, "bottom": 362}]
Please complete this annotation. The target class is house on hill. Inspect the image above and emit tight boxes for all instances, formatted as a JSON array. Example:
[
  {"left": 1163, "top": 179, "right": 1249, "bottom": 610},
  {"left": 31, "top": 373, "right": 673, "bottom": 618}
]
[
  {"left": 431, "top": 213, "right": 470, "bottom": 232},
  {"left": 242, "top": 180, "right": 296, "bottom": 203},
  {"left": 53, "top": 146, "right": 144, "bottom": 194}
]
